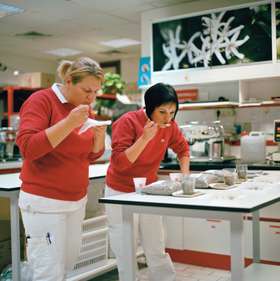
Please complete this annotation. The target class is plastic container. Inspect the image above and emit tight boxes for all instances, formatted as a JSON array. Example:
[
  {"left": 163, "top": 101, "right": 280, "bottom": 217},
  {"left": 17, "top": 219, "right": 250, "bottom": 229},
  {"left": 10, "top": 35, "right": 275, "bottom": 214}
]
[{"left": 240, "top": 131, "right": 266, "bottom": 164}]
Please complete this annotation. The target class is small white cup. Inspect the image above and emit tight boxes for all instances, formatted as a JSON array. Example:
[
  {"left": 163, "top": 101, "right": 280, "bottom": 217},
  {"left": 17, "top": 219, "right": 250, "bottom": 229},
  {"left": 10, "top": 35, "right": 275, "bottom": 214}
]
[
  {"left": 182, "top": 175, "right": 195, "bottom": 195},
  {"left": 169, "top": 172, "right": 183, "bottom": 183},
  {"left": 133, "top": 177, "right": 147, "bottom": 193}
]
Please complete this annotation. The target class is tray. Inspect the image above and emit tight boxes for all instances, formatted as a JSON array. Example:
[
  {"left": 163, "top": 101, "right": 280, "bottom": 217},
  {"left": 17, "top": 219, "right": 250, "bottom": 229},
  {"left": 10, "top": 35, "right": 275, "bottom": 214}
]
[
  {"left": 208, "top": 183, "right": 238, "bottom": 190},
  {"left": 172, "top": 190, "right": 204, "bottom": 198}
]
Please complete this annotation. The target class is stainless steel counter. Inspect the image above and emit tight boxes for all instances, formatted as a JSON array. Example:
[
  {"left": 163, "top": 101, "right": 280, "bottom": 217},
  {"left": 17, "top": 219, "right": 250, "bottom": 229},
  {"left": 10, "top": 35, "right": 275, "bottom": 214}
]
[
  {"left": 0, "top": 160, "right": 22, "bottom": 170},
  {"left": 160, "top": 160, "right": 280, "bottom": 171}
]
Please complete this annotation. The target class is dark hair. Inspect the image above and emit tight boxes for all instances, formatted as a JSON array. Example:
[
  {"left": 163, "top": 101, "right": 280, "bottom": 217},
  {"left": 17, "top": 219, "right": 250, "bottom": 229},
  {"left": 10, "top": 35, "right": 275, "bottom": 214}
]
[{"left": 144, "top": 83, "right": 179, "bottom": 119}]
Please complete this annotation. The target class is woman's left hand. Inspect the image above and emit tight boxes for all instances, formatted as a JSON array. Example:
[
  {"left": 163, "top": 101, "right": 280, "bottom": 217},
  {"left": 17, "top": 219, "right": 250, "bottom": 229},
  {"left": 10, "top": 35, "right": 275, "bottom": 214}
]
[{"left": 92, "top": 125, "right": 107, "bottom": 153}]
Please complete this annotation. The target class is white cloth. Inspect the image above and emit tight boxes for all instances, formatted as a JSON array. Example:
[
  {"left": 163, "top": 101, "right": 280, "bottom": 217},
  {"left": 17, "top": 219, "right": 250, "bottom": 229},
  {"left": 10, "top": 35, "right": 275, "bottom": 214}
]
[
  {"left": 105, "top": 185, "right": 176, "bottom": 281},
  {"left": 19, "top": 192, "right": 87, "bottom": 281},
  {"left": 79, "top": 119, "right": 112, "bottom": 134}
]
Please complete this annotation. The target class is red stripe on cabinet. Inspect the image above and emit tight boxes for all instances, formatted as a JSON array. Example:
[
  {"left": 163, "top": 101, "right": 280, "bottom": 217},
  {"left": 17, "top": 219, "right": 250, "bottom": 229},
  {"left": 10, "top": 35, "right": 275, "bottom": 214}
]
[{"left": 166, "top": 249, "right": 280, "bottom": 270}]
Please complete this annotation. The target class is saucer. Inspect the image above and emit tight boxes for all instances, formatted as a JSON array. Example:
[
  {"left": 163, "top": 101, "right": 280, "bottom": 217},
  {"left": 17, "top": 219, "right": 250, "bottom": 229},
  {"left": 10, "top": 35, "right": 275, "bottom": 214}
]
[
  {"left": 209, "top": 183, "right": 238, "bottom": 190},
  {"left": 172, "top": 190, "right": 204, "bottom": 198}
]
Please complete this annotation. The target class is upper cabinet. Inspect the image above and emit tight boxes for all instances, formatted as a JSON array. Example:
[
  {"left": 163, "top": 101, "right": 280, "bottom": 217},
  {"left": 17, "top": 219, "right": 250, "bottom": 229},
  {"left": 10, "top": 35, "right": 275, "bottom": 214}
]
[
  {"left": 141, "top": 1, "right": 280, "bottom": 86},
  {"left": 239, "top": 77, "right": 280, "bottom": 107},
  {"left": 177, "top": 76, "right": 280, "bottom": 110}
]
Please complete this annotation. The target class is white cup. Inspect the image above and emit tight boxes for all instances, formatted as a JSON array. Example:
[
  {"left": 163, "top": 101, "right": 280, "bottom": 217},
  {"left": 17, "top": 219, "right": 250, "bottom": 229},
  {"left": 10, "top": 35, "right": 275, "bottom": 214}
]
[
  {"left": 169, "top": 172, "right": 183, "bottom": 183},
  {"left": 182, "top": 175, "right": 195, "bottom": 194},
  {"left": 133, "top": 177, "right": 146, "bottom": 193}
]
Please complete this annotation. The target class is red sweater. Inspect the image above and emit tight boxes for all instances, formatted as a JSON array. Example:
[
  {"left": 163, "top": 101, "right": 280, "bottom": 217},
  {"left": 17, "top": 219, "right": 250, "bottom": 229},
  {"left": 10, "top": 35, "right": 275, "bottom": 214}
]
[
  {"left": 16, "top": 88, "right": 104, "bottom": 201},
  {"left": 106, "top": 109, "right": 189, "bottom": 192}
]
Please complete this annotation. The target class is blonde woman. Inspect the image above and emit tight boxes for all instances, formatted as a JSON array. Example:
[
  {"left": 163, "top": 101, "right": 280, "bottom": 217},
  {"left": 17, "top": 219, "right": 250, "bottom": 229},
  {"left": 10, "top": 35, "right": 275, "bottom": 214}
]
[{"left": 16, "top": 57, "right": 106, "bottom": 280}]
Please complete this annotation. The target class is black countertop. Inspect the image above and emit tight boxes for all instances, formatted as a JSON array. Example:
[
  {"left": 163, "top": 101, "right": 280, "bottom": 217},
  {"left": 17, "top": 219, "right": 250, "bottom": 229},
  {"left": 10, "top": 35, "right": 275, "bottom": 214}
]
[{"left": 160, "top": 159, "right": 280, "bottom": 171}]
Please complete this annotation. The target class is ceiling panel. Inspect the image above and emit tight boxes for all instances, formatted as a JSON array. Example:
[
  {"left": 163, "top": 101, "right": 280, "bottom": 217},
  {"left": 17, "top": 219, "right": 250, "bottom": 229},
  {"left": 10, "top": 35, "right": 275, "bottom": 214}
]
[{"left": 0, "top": 0, "right": 196, "bottom": 64}]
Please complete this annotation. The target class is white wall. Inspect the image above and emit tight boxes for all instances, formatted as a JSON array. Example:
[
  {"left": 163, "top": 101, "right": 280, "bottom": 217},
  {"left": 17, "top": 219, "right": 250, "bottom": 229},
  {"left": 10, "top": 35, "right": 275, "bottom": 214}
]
[
  {"left": 0, "top": 52, "right": 57, "bottom": 86},
  {"left": 0, "top": 52, "right": 139, "bottom": 86},
  {"left": 121, "top": 57, "right": 139, "bottom": 83}
]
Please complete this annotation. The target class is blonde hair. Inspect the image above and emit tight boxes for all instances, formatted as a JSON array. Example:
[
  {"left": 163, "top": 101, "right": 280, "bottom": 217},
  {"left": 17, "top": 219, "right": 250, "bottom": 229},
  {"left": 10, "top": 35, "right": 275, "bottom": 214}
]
[{"left": 57, "top": 57, "right": 104, "bottom": 84}]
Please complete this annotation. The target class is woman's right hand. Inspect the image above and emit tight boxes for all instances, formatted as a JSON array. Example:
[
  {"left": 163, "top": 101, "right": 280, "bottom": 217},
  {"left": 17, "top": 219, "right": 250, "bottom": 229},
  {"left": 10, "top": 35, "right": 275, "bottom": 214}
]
[
  {"left": 142, "top": 120, "right": 158, "bottom": 142},
  {"left": 66, "top": 105, "right": 89, "bottom": 129}
]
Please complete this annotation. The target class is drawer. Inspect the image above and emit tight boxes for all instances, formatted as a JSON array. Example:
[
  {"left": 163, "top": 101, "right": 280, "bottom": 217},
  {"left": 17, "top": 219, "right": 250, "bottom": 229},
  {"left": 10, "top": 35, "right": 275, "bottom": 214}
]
[
  {"left": 260, "top": 221, "right": 280, "bottom": 262},
  {"left": 164, "top": 216, "right": 184, "bottom": 249}
]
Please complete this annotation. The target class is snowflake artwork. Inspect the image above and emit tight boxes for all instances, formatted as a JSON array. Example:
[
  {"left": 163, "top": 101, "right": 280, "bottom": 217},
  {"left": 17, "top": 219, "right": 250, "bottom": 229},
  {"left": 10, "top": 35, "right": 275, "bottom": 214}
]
[{"left": 161, "top": 11, "right": 250, "bottom": 70}]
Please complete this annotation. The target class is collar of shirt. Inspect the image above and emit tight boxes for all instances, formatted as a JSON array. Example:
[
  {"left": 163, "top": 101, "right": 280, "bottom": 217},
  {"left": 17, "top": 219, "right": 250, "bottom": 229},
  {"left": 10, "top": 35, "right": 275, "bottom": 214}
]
[{"left": 51, "top": 83, "right": 67, "bottom": 104}]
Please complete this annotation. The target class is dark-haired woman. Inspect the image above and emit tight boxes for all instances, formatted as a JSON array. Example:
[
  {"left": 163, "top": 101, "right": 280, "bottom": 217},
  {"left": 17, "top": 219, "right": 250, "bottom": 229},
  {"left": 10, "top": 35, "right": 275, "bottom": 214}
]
[{"left": 105, "top": 83, "right": 190, "bottom": 281}]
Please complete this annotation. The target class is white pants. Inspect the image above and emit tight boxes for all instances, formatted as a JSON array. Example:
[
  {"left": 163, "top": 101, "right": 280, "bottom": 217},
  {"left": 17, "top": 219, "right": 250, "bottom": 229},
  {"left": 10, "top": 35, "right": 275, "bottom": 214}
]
[
  {"left": 105, "top": 185, "right": 176, "bottom": 281},
  {"left": 20, "top": 205, "right": 86, "bottom": 281}
]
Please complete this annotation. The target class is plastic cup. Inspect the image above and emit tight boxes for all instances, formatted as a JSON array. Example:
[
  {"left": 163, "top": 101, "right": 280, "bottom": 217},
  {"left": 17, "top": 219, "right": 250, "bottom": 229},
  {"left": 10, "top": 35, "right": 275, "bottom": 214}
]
[
  {"left": 224, "top": 174, "right": 235, "bottom": 185},
  {"left": 223, "top": 169, "right": 236, "bottom": 186},
  {"left": 236, "top": 163, "right": 248, "bottom": 180},
  {"left": 169, "top": 173, "right": 183, "bottom": 183},
  {"left": 133, "top": 177, "right": 146, "bottom": 193},
  {"left": 182, "top": 175, "right": 195, "bottom": 194}
]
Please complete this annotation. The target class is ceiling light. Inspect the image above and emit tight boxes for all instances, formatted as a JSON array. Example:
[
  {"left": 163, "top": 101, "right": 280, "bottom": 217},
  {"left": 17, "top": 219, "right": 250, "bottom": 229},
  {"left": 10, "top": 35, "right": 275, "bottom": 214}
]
[
  {"left": 15, "top": 31, "right": 52, "bottom": 37},
  {"left": 13, "top": 70, "right": 20, "bottom": 76},
  {"left": 0, "top": 3, "right": 24, "bottom": 18},
  {"left": 45, "top": 48, "right": 82, "bottom": 57},
  {"left": 100, "top": 38, "right": 141, "bottom": 48}
]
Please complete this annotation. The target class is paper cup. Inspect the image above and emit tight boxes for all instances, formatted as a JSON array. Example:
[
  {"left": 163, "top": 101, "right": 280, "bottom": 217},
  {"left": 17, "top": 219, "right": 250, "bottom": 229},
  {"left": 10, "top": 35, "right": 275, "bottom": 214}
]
[{"left": 133, "top": 177, "right": 146, "bottom": 193}]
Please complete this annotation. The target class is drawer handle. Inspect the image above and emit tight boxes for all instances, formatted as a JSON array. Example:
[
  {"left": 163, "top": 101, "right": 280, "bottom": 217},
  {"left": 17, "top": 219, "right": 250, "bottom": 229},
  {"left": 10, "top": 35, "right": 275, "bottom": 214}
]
[
  {"left": 269, "top": 225, "right": 280, "bottom": 229},
  {"left": 207, "top": 219, "right": 221, "bottom": 223}
]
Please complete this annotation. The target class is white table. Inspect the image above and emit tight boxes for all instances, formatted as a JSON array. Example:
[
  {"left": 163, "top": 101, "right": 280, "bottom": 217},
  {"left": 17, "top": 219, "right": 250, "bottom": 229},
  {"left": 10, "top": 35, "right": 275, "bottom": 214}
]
[
  {"left": 99, "top": 184, "right": 280, "bottom": 281},
  {"left": 0, "top": 163, "right": 109, "bottom": 281}
]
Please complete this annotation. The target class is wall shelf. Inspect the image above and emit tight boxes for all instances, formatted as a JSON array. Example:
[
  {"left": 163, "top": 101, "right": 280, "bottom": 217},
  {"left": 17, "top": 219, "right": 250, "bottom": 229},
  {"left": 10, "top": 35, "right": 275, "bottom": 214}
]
[
  {"left": 179, "top": 101, "right": 238, "bottom": 110},
  {"left": 178, "top": 100, "right": 280, "bottom": 110}
]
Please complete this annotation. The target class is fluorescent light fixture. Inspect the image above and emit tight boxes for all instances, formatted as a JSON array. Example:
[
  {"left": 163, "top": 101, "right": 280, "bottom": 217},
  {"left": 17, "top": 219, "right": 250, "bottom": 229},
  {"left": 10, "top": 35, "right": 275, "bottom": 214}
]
[
  {"left": 45, "top": 48, "right": 82, "bottom": 57},
  {"left": 100, "top": 38, "right": 141, "bottom": 48},
  {"left": 0, "top": 3, "right": 24, "bottom": 18}
]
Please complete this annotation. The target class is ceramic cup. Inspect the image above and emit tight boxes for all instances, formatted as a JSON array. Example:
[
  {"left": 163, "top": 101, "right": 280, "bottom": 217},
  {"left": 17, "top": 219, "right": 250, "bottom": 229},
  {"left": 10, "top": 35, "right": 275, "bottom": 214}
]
[
  {"left": 169, "top": 172, "right": 183, "bottom": 183},
  {"left": 182, "top": 175, "right": 195, "bottom": 195},
  {"left": 133, "top": 177, "right": 147, "bottom": 193}
]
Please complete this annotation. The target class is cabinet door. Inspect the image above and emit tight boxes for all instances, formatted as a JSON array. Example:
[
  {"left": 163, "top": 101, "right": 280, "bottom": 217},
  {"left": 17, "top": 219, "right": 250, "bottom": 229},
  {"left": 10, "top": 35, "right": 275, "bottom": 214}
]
[
  {"left": 183, "top": 218, "right": 230, "bottom": 255},
  {"left": 261, "top": 221, "right": 280, "bottom": 262},
  {"left": 164, "top": 216, "right": 184, "bottom": 250},
  {"left": 260, "top": 202, "right": 280, "bottom": 219}
]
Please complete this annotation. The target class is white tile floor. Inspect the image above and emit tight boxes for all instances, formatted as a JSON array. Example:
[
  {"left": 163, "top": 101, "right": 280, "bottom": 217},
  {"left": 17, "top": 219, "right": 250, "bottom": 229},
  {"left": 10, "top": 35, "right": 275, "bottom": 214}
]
[
  {"left": 92, "top": 262, "right": 231, "bottom": 281},
  {"left": 138, "top": 263, "right": 231, "bottom": 281}
]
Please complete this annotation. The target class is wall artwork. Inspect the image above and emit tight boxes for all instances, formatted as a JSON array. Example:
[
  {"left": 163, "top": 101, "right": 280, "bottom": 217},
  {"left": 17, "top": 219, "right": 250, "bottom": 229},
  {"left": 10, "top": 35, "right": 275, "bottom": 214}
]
[
  {"left": 152, "top": 3, "right": 272, "bottom": 71},
  {"left": 138, "top": 57, "right": 151, "bottom": 87}
]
